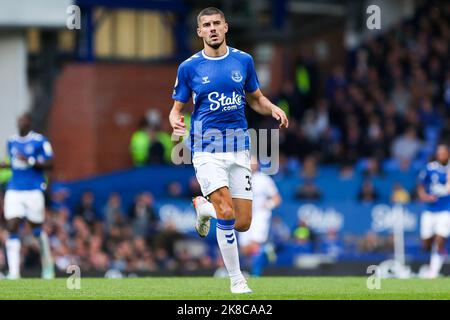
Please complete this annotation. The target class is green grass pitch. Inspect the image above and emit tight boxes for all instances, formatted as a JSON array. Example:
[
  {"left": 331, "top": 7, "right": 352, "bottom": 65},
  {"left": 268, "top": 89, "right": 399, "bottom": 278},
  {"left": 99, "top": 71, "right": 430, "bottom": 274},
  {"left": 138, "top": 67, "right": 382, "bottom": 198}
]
[{"left": 0, "top": 277, "right": 449, "bottom": 300}]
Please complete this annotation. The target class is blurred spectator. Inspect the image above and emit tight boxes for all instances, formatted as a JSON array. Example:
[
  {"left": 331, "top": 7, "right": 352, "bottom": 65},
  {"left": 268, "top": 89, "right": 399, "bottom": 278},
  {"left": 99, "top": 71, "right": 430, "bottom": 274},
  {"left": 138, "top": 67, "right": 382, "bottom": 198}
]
[
  {"left": 339, "top": 163, "right": 354, "bottom": 180},
  {"left": 390, "top": 82, "right": 410, "bottom": 116},
  {"left": 148, "top": 126, "right": 173, "bottom": 165},
  {"left": 325, "top": 65, "right": 347, "bottom": 101},
  {"left": 357, "top": 180, "right": 379, "bottom": 203},
  {"left": 274, "top": 81, "right": 300, "bottom": 121},
  {"left": 103, "top": 193, "right": 124, "bottom": 231},
  {"left": 295, "top": 180, "right": 322, "bottom": 201},
  {"left": 359, "top": 231, "right": 393, "bottom": 253},
  {"left": 362, "top": 157, "right": 383, "bottom": 178},
  {"left": 319, "top": 229, "right": 343, "bottom": 257},
  {"left": 391, "top": 127, "right": 422, "bottom": 163},
  {"left": 75, "top": 191, "right": 98, "bottom": 227},
  {"left": 129, "top": 118, "right": 150, "bottom": 167},
  {"left": 129, "top": 192, "right": 159, "bottom": 238},
  {"left": 391, "top": 183, "right": 411, "bottom": 204},
  {"left": 418, "top": 98, "right": 442, "bottom": 129},
  {"left": 358, "top": 231, "right": 383, "bottom": 253},
  {"left": 293, "top": 220, "right": 314, "bottom": 245},
  {"left": 0, "top": 157, "right": 12, "bottom": 193},
  {"left": 300, "top": 155, "right": 318, "bottom": 179},
  {"left": 167, "top": 181, "right": 183, "bottom": 198},
  {"left": 270, "top": 216, "right": 291, "bottom": 244}
]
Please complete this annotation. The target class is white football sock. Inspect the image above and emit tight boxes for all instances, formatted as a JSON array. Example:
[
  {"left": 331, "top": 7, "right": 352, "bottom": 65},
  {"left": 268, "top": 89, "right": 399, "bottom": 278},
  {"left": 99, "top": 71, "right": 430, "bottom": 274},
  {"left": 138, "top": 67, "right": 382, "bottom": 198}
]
[
  {"left": 216, "top": 219, "right": 244, "bottom": 283},
  {"left": 6, "top": 237, "right": 21, "bottom": 278},
  {"left": 430, "top": 249, "right": 446, "bottom": 276},
  {"left": 199, "top": 199, "right": 217, "bottom": 219},
  {"left": 39, "top": 231, "right": 54, "bottom": 272}
]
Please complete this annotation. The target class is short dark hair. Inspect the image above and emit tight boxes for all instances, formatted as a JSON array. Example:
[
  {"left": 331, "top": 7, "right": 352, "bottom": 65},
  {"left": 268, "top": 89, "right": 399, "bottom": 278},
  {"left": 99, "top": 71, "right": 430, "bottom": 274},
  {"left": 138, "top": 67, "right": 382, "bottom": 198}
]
[{"left": 197, "top": 7, "right": 225, "bottom": 25}]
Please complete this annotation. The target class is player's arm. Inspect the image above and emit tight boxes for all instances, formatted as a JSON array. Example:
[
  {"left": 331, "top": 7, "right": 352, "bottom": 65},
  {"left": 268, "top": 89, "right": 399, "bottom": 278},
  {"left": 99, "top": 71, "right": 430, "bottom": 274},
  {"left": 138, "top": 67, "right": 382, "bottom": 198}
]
[
  {"left": 32, "top": 158, "right": 53, "bottom": 171},
  {"left": 266, "top": 193, "right": 282, "bottom": 210},
  {"left": 417, "top": 184, "right": 437, "bottom": 202},
  {"left": 246, "top": 89, "right": 289, "bottom": 128},
  {"left": 169, "top": 100, "right": 187, "bottom": 138},
  {"left": 32, "top": 139, "right": 54, "bottom": 171},
  {"left": 447, "top": 169, "right": 450, "bottom": 192}
]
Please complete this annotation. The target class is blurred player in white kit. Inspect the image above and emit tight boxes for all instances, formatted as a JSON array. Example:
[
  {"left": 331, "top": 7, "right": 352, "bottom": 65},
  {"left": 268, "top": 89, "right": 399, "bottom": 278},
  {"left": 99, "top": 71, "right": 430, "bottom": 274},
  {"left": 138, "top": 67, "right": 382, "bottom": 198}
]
[{"left": 239, "top": 157, "right": 281, "bottom": 276}]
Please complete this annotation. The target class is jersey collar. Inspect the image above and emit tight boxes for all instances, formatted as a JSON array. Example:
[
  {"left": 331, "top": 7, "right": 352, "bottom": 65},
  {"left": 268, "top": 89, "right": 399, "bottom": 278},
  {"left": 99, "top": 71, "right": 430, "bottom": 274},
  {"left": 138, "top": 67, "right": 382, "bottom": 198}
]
[
  {"left": 14, "top": 131, "right": 34, "bottom": 142},
  {"left": 201, "top": 46, "right": 229, "bottom": 60}
]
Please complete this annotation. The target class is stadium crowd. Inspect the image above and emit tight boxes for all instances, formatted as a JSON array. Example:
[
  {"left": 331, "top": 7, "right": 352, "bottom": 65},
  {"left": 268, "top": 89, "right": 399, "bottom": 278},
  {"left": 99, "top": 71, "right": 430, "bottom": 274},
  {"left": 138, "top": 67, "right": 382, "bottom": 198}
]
[{"left": 271, "top": 4, "right": 450, "bottom": 171}]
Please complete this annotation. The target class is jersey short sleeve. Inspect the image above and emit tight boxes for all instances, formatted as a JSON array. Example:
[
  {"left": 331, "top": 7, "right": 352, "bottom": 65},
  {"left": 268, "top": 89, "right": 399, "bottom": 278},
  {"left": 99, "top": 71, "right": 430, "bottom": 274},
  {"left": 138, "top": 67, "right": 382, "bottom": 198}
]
[
  {"left": 418, "top": 168, "right": 429, "bottom": 186},
  {"left": 38, "top": 137, "right": 54, "bottom": 162},
  {"left": 172, "top": 63, "right": 191, "bottom": 103},
  {"left": 245, "top": 56, "right": 260, "bottom": 93},
  {"left": 6, "top": 139, "right": 11, "bottom": 159},
  {"left": 265, "top": 175, "right": 279, "bottom": 198}
]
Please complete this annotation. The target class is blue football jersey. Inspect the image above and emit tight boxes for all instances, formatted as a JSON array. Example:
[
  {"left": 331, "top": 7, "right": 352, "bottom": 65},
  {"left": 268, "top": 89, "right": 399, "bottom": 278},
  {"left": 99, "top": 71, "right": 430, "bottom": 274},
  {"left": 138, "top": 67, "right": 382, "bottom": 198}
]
[
  {"left": 418, "top": 161, "right": 450, "bottom": 212},
  {"left": 7, "top": 131, "right": 53, "bottom": 191},
  {"left": 172, "top": 46, "right": 260, "bottom": 153}
]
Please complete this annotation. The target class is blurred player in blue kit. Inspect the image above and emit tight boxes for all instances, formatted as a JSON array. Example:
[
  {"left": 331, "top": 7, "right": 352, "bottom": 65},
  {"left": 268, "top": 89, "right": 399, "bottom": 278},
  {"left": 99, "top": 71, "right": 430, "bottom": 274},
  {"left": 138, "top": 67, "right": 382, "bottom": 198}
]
[
  {"left": 417, "top": 144, "right": 450, "bottom": 279},
  {"left": 169, "top": 7, "right": 288, "bottom": 293},
  {"left": 0, "top": 113, "right": 55, "bottom": 279}
]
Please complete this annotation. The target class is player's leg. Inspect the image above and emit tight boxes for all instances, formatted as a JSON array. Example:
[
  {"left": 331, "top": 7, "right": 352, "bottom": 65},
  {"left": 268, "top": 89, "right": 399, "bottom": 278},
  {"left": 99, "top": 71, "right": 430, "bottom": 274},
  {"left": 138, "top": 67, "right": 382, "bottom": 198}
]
[
  {"left": 26, "top": 190, "right": 54, "bottom": 279},
  {"left": 192, "top": 152, "right": 250, "bottom": 293},
  {"left": 428, "top": 212, "right": 450, "bottom": 278},
  {"left": 28, "top": 221, "right": 54, "bottom": 279},
  {"left": 209, "top": 187, "right": 251, "bottom": 293},
  {"left": 191, "top": 152, "right": 226, "bottom": 237},
  {"left": 4, "top": 190, "right": 24, "bottom": 279},
  {"left": 420, "top": 211, "right": 435, "bottom": 277},
  {"left": 233, "top": 198, "right": 252, "bottom": 232},
  {"left": 420, "top": 211, "right": 435, "bottom": 251},
  {"left": 229, "top": 150, "right": 253, "bottom": 232}
]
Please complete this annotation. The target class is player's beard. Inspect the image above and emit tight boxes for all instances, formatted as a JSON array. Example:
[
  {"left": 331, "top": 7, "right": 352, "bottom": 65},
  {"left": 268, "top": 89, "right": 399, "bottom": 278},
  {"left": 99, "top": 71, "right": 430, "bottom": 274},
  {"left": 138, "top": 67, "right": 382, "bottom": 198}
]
[{"left": 205, "top": 38, "right": 224, "bottom": 50}]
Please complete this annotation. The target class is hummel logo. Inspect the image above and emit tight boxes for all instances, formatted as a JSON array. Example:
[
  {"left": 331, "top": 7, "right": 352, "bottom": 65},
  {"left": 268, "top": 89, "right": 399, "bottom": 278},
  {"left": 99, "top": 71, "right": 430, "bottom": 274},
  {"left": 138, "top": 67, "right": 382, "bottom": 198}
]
[
  {"left": 202, "top": 76, "right": 210, "bottom": 84},
  {"left": 225, "top": 233, "right": 235, "bottom": 244}
]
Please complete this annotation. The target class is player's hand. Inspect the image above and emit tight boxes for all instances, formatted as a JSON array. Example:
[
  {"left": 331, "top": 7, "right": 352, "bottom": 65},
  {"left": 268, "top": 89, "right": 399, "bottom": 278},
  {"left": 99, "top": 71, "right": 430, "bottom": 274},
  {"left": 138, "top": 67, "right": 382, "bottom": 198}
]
[
  {"left": 16, "top": 153, "right": 27, "bottom": 161},
  {"left": 422, "top": 194, "right": 438, "bottom": 203},
  {"left": 172, "top": 115, "right": 186, "bottom": 137},
  {"left": 272, "top": 106, "right": 289, "bottom": 129}
]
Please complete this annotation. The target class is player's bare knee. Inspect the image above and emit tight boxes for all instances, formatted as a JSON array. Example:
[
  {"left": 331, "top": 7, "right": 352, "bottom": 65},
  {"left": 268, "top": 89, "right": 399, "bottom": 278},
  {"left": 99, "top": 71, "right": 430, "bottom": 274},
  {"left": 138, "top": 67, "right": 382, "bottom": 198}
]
[
  {"left": 6, "top": 219, "right": 20, "bottom": 233},
  {"left": 217, "top": 205, "right": 234, "bottom": 220},
  {"left": 422, "top": 238, "right": 433, "bottom": 252},
  {"left": 235, "top": 217, "right": 251, "bottom": 232},
  {"left": 435, "top": 236, "right": 446, "bottom": 251}
]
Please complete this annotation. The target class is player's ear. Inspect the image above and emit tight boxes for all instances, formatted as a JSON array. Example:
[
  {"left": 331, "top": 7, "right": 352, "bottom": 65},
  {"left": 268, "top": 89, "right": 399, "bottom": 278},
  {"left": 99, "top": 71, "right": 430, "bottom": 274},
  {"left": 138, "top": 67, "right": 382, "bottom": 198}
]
[
  {"left": 224, "top": 22, "right": 228, "bottom": 34},
  {"left": 196, "top": 26, "right": 202, "bottom": 38}
]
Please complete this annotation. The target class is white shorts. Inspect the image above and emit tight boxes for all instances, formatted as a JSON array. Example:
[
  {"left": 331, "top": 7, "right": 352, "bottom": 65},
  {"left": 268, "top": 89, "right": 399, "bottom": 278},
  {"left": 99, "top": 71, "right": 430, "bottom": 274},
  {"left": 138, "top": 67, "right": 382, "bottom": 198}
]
[
  {"left": 192, "top": 150, "right": 253, "bottom": 200},
  {"left": 4, "top": 190, "right": 46, "bottom": 224},
  {"left": 420, "top": 211, "right": 450, "bottom": 239},
  {"left": 239, "top": 210, "right": 271, "bottom": 246}
]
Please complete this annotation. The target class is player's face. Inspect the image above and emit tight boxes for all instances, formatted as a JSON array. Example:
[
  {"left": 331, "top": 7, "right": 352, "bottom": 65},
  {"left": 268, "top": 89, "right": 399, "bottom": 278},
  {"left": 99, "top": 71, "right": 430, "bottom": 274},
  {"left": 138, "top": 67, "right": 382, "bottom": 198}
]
[
  {"left": 436, "top": 146, "right": 449, "bottom": 164},
  {"left": 197, "top": 14, "right": 228, "bottom": 50},
  {"left": 17, "top": 114, "right": 32, "bottom": 135}
]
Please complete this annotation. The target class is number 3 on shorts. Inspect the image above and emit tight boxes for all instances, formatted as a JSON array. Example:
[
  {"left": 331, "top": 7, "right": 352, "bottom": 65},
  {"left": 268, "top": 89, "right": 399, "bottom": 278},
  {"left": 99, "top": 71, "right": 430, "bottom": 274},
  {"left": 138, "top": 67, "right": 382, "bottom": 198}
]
[{"left": 245, "top": 175, "right": 252, "bottom": 191}]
